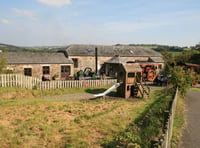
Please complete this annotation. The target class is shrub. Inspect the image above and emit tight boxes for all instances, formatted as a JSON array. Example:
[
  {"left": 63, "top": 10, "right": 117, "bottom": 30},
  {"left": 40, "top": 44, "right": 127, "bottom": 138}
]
[{"left": 168, "top": 66, "right": 194, "bottom": 95}]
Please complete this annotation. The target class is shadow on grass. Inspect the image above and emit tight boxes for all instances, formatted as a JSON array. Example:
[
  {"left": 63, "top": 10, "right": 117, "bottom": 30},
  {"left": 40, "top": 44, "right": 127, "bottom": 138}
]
[
  {"left": 101, "top": 89, "right": 173, "bottom": 148},
  {"left": 84, "top": 88, "right": 107, "bottom": 94}
]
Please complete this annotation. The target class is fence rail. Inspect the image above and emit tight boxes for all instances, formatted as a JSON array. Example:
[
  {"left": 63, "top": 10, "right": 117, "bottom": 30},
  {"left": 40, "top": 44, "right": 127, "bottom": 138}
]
[
  {"left": 0, "top": 74, "right": 117, "bottom": 90},
  {"left": 151, "top": 88, "right": 179, "bottom": 148},
  {"left": 161, "top": 88, "right": 178, "bottom": 148}
]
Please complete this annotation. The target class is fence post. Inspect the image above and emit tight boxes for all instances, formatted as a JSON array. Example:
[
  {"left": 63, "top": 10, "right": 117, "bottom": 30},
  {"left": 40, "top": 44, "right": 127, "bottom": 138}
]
[
  {"left": 0, "top": 74, "right": 117, "bottom": 90},
  {"left": 151, "top": 138, "right": 159, "bottom": 148}
]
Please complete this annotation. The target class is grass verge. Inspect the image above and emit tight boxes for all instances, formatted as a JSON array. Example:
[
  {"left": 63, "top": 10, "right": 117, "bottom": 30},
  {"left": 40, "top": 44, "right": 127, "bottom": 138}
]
[
  {"left": 171, "top": 94, "right": 184, "bottom": 148},
  {"left": 190, "top": 87, "right": 200, "bottom": 92},
  {"left": 102, "top": 88, "right": 173, "bottom": 148}
]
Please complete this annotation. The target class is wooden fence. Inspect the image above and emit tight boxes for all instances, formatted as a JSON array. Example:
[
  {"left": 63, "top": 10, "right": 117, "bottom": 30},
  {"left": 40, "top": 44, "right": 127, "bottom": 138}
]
[
  {"left": 0, "top": 74, "right": 117, "bottom": 90},
  {"left": 151, "top": 88, "right": 179, "bottom": 148}
]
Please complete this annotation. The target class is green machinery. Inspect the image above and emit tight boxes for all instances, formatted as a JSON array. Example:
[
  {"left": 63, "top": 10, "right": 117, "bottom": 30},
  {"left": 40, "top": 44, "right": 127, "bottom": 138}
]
[{"left": 77, "top": 67, "right": 97, "bottom": 80}]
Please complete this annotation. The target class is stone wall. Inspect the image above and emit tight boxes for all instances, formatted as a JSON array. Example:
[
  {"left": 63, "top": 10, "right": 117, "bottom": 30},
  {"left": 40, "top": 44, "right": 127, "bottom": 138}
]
[
  {"left": 70, "top": 56, "right": 111, "bottom": 74},
  {"left": 70, "top": 56, "right": 151, "bottom": 73},
  {"left": 6, "top": 64, "right": 74, "bottom": 80},
  {"left": 69, "top": 55, "right": 165, "bottom": 76}
]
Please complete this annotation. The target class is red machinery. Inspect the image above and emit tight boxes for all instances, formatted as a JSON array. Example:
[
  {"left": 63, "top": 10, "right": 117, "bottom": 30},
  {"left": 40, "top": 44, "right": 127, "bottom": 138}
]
[
  {"left": 139, "top": 63, "right": 158, "bottom": 82},
  {"left": 185, "top": 63, "right": 200, "bottom": 86}
]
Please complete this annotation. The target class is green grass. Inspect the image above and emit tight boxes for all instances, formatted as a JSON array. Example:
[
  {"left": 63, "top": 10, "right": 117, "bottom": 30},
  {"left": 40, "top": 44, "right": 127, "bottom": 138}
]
[
  {"left": 102, "top": 88, "right": 173, "bottom": 148},
  {"left": 191, "top": 87, "right": 200, "bottom": 92},
  {"left": 169, "top": 51, "right": 183, "bottom": 57},
  {"left": 0, "top": 87, "right": 109, "bottom": 102},
  {"left": 0, "top": 87, "right": 173, "bottom": 147},
  {"left": 171, "top": 94, "right": 184, "bottom": 148}
]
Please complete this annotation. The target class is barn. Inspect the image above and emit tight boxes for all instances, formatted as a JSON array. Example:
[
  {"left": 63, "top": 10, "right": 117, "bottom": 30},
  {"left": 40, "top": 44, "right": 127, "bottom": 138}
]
[
  {"left": 0, "top": 44, "right": 164, "bottom": 80},
  {"left": 65, "top": 44, "right": 165, "bottom": 77},
  {"left": 1, "top": 51, "right": 74, "bottom": 80}
]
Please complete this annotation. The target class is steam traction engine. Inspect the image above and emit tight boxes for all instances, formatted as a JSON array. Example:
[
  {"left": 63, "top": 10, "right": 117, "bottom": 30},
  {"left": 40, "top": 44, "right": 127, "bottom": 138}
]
[
  {"left": 139, "top": 63, "right": 159, "bottom": 82},
  {"left": 184, "top": 63, "right": 200, "bottom": 86}
]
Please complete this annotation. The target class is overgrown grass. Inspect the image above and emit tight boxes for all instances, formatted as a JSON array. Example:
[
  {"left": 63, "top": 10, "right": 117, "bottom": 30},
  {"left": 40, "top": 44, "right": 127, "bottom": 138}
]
[
  {"left": 171, "top": 94, "right": 184, "bottom": 148},
  {"left": 103, "top": 88, "right": 173, "bottom": 148},
  {"left": 0, "top": 87, "right": 109, "bottom": 101},
  {"left": 0, "top": 87, "right": 173, "bottom": 147}
]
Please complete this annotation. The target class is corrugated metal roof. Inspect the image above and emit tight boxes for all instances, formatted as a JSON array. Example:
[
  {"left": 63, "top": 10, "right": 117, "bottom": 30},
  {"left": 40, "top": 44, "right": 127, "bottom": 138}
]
[
  {"left": 65, "top": 44, "right": 162, "bottom": 57},
  {"left": 1, "top": 51, "right": 73, "bottom": 64}
]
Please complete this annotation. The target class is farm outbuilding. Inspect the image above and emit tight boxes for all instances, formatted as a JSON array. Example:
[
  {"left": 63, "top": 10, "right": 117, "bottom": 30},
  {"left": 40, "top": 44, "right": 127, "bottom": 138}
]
[
  {"left": 1, "top": 51, "right": 74, "bottom": 80},
  {"left": 64, "top": 44, "right": 165, "bottom": 78},
  {"left": 0, "top": 44, "right": 165, "bottom": 81},
  {"left": 103, "top": 55, "right": 126, "bottom": 78}
]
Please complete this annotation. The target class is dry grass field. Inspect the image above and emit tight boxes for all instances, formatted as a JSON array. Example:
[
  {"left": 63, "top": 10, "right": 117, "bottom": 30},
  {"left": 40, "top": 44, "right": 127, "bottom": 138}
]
[{"left": 0, "top": 87, "right": 171, "bottom": 147}]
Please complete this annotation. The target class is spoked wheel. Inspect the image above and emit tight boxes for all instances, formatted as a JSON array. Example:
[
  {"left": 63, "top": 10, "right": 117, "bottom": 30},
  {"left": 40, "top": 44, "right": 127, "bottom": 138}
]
[
  {"left": 84, "top": 67, "right": 92, "bottom": 77},
  {"left": 147, "top": 70, "right": 156, "bottom": 82},
  {"left": 192, "top": 78, "right": 198, "bottom": 86}
]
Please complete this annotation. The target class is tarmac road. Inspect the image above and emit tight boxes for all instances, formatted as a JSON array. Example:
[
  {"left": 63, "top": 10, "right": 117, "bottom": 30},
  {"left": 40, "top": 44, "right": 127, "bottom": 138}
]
[{"left": 179, "top": 90, "right": 200, "bottom": 148}]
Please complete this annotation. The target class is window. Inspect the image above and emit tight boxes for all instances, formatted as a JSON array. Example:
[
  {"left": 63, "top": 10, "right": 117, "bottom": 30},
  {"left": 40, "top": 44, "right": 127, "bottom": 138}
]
[
  {"left": 24, "top": 68, "right": 32, "bottom": 76},
  {"left": 128, "top": 73, "right": 135, "bottom": 78},
  {"left": 61, "top": 66, "right": 71, "bottom": 78},
  {"left": 43, "top": 66, "right": 50, "bottom": 75},
  {"left": 72, "top": 58, "right": 78, "bottom": 68},
  {"left": 61, "top": 66, "right": 70, "bottom": 73}
]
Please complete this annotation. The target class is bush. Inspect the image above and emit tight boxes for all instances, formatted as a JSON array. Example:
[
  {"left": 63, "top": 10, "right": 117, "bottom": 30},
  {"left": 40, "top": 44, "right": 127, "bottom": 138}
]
[
  {"left": 168, "top": 66, "right": 194, "bottom": 95},
  {"left": 0, "top": 57, "right": 6, "bottom": 74}
]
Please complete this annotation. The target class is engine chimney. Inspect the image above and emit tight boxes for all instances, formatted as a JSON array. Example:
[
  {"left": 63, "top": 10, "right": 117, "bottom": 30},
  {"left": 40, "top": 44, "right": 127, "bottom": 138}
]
[{"left": 95, "top": 47, "right": 98, "bottom": 74}]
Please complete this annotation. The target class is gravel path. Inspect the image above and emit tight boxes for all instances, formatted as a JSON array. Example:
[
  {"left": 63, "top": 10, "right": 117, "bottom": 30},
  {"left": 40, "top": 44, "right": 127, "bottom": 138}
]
[
  {"left": 179, "top": 90, "right": 200, "bottom": 148},
  {"left": 42, "top": 84, "right": 164, "bottom": 101}
]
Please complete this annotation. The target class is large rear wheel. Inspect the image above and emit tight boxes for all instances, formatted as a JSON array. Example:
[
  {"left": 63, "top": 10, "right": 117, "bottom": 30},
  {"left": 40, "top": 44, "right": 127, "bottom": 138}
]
[
  {"left": 192, "top": 78, "right": 198, "bottom": 86},
  {"left": 147, "top": 70, "right": 156, "bottom": 82}
]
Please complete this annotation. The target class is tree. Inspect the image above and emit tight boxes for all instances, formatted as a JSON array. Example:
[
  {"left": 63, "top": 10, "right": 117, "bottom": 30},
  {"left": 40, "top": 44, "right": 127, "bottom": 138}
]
[
  {"left": 168, "top": 66, "right": 194, "bottom": 95},
  {"left": 195, "top": 43, "right": 200, "bottom": 52},
  {"left": 0, "top": 48, "right": 7, "bottom": 74},
  {"left": 0, "top": 57, "right": 6, "bottom": 74},
  {"left": 160, "top": 49, "right": 175, "bottom": 77}
]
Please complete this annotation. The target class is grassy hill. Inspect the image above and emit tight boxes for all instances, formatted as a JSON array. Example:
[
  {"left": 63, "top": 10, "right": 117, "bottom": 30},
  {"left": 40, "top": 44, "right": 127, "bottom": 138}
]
[
  {"left": 0, "top": 43, "right": 188, "bottom": 53},
  {"left": 0, "top": 43, "right": 68, "bottom": 52}
]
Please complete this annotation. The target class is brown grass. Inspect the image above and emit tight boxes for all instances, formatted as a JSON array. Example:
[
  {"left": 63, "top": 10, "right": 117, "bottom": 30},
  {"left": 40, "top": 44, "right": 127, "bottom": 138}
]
[
  {"left": 0, "top": 97, "right": 147, "bottom": 147},
  {"left": 0, "top": 87, "right": 165, "bottom": 147}
]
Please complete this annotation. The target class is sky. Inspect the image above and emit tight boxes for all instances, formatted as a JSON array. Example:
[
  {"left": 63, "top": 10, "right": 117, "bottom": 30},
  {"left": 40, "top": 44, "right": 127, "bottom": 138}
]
[{"left": 0, "top": 0, "right": 200, "bottom": 47}]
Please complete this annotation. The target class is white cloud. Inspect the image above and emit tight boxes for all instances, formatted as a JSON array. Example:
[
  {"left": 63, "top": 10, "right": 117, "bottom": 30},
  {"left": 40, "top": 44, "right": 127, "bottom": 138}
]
[
  {"left": 12, "top": 8, "right": 37, "bottom": 20},
  {"left": 37, "top": 0, "right": 71, "bottom": 7},
  {"left": 1, "top": 19, "right": 10, "bottom": 25}
]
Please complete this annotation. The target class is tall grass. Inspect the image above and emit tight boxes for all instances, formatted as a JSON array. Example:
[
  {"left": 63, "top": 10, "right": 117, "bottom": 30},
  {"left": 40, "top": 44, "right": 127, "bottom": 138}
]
[
  {"left": 0, "top": 87, "right": 173, "bottom": 147},
  {"left": 103, "top": 89, "right": 173, "bottom": 148},
  {"left": 171, "top": 94, "right": 184, "bottom": 148}
]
